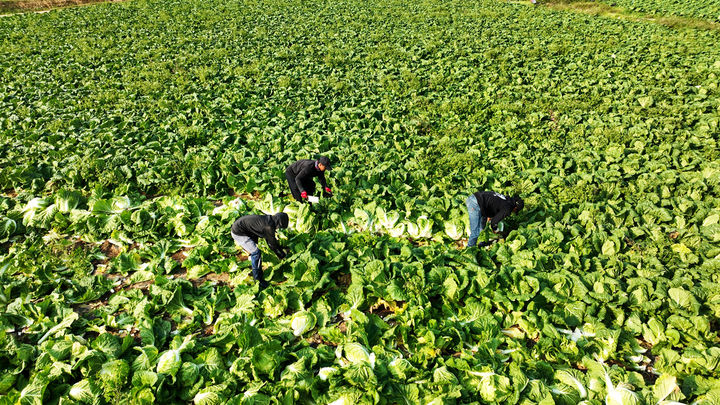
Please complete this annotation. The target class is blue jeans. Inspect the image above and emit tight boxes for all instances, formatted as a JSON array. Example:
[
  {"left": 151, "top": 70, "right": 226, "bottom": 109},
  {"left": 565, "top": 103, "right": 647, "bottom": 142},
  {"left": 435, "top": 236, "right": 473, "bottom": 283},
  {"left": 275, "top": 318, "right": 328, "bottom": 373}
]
[
  {"left": 232, "top": 232, "right": 264, "bottom": 281},
  {"left": 250, "top": 250, "right": 263, "bottom": 281},
  {"left": 466, "top": 195, "right": 486, "bottom": 247}
]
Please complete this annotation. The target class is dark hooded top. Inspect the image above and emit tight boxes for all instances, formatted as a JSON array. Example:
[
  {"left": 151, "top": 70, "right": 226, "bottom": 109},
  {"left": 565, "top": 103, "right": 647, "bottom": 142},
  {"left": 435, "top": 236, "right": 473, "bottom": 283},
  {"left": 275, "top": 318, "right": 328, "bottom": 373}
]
[
  {"left": 231, "top": 213, "right": 289, "bottom": 256},
  {"left": 473, "top": 191, "right": 516, "bottom": 231},
  {"left": 286, "top": 159, "right": 328, "bottom": 193}
]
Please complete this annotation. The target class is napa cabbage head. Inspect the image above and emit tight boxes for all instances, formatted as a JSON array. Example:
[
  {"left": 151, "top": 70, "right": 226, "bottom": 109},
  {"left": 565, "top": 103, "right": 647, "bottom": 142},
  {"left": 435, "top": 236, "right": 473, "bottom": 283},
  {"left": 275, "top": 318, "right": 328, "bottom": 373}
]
[
  {"left": 69, "top": 379, "right": 98, "bottom": 403},
  {"left": 387, "top": 222, "right": 405, "bottom": 238},
  {"left": 157, "top": 334, "right": 195, "bottom": 378},
  {"left": 291, "top": 311, "right": 317, "bottom": 336},
  {"left": 444, "top": 219, "right": 466, "bottom": 240},
  {"left": 286, "top": 203, "right": 315, "bottom": 233},
  {"left": 328, "top": 392, "right": 362, "bottom": 405},
  {"left": 193, "top": 387, "right": 225, "bottom": 405},
  {"left": 318, "top": 367, "right": 339, "bottom": 381},
  {"left": 55, "top": 190, "right": 81, "bottom": 213},
  {"left": 255, "top": 194, "right": 282, "bottom": 215},
  {"left": 604, "top": 369, "right": 640, "bottom": 405},
  {"left": 342, "top": 343, "right": 376, "bottom": 368},
  {"left": 406, "top": 216, "right": 433, "bottom": 239},
  {"left": 22, "top": 197, "right": 55, "bottom": 227},
  {"left": 388, "top": 357, "right": 415, "bottom": 379},
  {"left": 376, "top": 207, "right": 400, "bottom": 230},
  {"left": 98, "top": 360, "right": 130, "bottom": 401},
  {"left": 352, "top": 208, "right": 375, "bottom": 232}
]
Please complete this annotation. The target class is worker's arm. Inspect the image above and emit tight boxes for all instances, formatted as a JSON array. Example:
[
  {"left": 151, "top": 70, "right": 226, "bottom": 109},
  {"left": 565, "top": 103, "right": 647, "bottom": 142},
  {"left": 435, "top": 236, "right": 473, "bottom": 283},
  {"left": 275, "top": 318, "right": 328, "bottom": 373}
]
[
  {"left": 318, "top": 171, "right": 328, "bottom": 190},
  {"left": 262, "top": 225, "right": 287, "bottom": 259},
  {"left": 490, "top": 208, "right": 511, "bottom": 232},
  {"left": 295, "top": 167, "right": 314, "bottom": 194}
]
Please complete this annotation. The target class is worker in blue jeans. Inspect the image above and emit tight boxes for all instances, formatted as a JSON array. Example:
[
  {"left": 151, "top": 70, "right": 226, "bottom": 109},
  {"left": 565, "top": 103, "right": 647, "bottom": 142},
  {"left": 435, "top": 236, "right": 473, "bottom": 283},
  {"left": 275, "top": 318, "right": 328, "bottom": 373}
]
[
  {"left": 466, "top": 191, "right": 524, "bottom": 247},
  {"left": 230, "top": 213, "right": 290, "bottom": 289}
]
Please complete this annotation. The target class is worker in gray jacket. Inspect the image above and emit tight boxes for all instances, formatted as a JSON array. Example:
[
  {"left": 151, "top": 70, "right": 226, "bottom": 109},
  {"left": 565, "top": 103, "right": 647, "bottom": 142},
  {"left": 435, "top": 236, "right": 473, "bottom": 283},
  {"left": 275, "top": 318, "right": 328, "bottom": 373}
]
[{"left": 231, "top": 213, "right": 289, "bottom": 289}]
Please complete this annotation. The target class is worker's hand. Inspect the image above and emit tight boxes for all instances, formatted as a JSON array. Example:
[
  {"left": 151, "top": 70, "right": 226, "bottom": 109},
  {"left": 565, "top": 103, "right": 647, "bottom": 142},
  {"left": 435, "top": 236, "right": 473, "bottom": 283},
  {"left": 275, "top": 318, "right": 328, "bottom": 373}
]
[
  {"left": 323, "top": 187, "right": 333, "bottom": 197},
  {"left": 300, "top": 191, "right": 308, "bottom": 199}
]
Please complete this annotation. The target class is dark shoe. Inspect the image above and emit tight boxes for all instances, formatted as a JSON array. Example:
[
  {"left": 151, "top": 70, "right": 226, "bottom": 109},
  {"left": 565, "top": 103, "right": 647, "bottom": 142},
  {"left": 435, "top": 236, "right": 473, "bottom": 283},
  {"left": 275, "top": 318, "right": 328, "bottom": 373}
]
[{"left": 258, "top": 280, "right": 270, "bottom": 290}]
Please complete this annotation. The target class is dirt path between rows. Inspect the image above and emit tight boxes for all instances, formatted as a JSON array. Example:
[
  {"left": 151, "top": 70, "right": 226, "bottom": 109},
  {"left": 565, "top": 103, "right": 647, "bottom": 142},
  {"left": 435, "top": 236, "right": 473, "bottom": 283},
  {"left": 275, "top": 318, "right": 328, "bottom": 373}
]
[
  {"left": 0, "top": 0, "right": 125, "bottom": 16},
  {"left": 539, "top": 0, "right": 720, "bottom": 31}
]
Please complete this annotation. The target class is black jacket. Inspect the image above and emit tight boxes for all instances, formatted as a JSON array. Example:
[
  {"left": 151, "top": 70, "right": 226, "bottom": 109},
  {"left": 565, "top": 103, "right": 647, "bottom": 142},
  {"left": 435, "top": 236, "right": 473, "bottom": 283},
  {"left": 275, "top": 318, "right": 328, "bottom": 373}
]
[
  {"left": 231, "top": 214, "right": 288, "bottom": 257},
  {"left": 286, "top": 160, "right": 328, "bottom": 193},
  {"left": 474, "top": 191, "right": 514, "bottom": 231}
]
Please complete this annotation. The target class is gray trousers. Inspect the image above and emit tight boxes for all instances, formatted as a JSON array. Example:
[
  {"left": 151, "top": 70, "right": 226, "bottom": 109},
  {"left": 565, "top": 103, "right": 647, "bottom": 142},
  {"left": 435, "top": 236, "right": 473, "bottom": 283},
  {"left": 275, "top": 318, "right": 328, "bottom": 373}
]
[{"left": 231, "top": 232, "right": 259, "bottom": 254}]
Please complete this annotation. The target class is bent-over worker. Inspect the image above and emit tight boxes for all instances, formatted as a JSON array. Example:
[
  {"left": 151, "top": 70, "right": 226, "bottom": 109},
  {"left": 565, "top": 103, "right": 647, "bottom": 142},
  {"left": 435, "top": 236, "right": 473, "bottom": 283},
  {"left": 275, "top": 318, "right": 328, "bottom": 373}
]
[
  {"left": 466, "top": 191, "right": 524, "bottom": 248},
  {"left": 231, "top": 213, "right": 289, "bottom": 289},
  {"left": 285, "top": 156, "right": 333, "bottom": 202}
]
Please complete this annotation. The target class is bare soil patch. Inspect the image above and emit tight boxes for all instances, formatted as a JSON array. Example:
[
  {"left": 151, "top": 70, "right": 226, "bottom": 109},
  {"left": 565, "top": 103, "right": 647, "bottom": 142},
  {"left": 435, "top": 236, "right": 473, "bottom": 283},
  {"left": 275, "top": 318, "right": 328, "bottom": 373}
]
[
  {"left": 543, "top": 0, "right": 720, "bottom": 31},
  {"left": 638, "top": 338, "right": 653, "bottom": 350},
  {"left": 331, "top": 272, "right": 352, "bottom": 290},
  {"left": 0, "top": 0, "right": 125, "bottom": 13},
  {"left": 75, "top": 302, "right": 104, "bottom": 317},
  {"left": 172, "top": 266, "right": 231, "bottom": 287},
  {"left": 369, "top": 302, "right": 397, "bottom": 319},
  {"left": 121, "top": 279, "right": 155, "bottom": 291},
  {"left": 306, "top": 333, "right": 337, "bottom": 347},
  {"left": 171, "top": 247, "right": 192, "bottom": 264},
  {"left": 306, "top": 333, "right": 324, "bottom": 346},
  {"left": 452, "top": 239, "right": 468, "bottom": 249},
  {"left": 232, "top": 191, "right": 262, "bottom": 201},
  {"left": 99, "top": 240, "right": 121, "bottom": 260},
  {"left": 71, "top": 238, "right": 92, "bottom": 251},
  {"left": 197, "top": 272, "right": 230, "bottom": 285}
]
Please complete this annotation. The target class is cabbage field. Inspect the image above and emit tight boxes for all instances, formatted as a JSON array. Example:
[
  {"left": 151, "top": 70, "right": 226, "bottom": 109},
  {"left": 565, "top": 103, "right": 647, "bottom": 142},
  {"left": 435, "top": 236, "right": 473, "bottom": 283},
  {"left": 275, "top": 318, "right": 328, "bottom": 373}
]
[{"left": 1, "top": 0, "right": 719, "bottom": 403}]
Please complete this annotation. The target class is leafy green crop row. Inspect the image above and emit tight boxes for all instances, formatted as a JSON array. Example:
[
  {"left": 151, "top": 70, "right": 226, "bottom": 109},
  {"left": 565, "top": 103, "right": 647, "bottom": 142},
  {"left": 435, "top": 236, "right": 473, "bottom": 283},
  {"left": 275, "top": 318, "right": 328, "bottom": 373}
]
[
  {"left": 1, "top": 0, "right": 719, "bottom": 402},
  {"left": 2, "top": 190, "right": 720, "bottom": 403},
  {"left": 0, "top": 0, "right": 718, "bottom": 205}
]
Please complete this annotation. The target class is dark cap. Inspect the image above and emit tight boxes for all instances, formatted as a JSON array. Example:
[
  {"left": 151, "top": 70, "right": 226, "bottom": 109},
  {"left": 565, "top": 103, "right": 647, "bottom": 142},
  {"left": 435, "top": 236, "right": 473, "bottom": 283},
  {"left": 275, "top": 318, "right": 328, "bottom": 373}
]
[{"left": 317, "top": 156, "right": 332, "bottom": 169}]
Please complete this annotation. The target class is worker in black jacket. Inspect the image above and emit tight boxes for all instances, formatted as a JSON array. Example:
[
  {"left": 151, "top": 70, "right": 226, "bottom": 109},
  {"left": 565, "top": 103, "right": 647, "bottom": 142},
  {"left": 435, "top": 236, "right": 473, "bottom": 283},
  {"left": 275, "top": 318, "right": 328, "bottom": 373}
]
[
  {"left": 466, "top": 191, "right": 524, "bottom": 247},
  {"left": 230, "top": 213, "right": 289, "bottom": 289},
  {"left": 285, "top": 156, "right": 333, "bottom": 202}
]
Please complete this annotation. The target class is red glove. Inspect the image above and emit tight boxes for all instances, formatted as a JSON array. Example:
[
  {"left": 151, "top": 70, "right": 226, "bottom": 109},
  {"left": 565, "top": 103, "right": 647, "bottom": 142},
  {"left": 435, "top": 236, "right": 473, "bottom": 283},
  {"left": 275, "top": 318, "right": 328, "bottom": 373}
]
[
  {"left": 324, "top": 187, "right": 332, "bottom": 193},
  {"left": 301, "top": 191, "right": 308, "bottom": 199}
]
